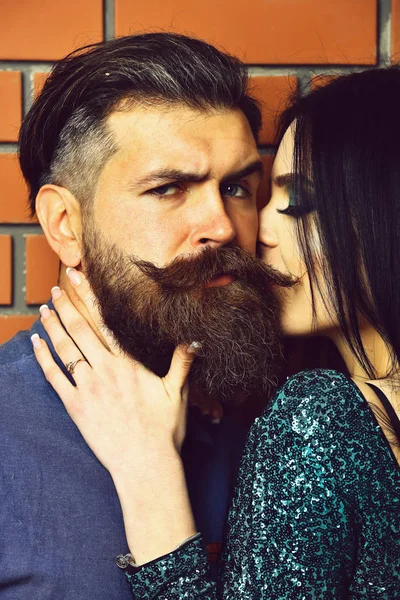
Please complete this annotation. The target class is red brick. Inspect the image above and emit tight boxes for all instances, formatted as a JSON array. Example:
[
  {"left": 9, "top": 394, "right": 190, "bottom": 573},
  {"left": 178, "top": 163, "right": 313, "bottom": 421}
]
[
  {"left": 392, "top": 0, "right": 400, "bottom": 58},
  {"left": 257, "top": 155, "right": 274, "bottom": 211},
  {"left": 116, "top": 0, "right": 377, "bottom": 65},
  {"left": 0, "top": 315, "right": 36, "bottom": 344},
  {"left": 0, "top": 236, "right": 12, "bottom": 305},
  {"left": 26, "top": 235, "right": 60, "bottom": 305},
  {"left": 0, "top": 0, "right": 103, "bottom": 61},
  {"left": 0, "top": 154, "right": 32, "bottom": 223},
  {"left": 0, "top": 72, "right": 22, "bottom": 142},
  {"left": 251, "top": 76, "right": 297, "bottom": 145}
]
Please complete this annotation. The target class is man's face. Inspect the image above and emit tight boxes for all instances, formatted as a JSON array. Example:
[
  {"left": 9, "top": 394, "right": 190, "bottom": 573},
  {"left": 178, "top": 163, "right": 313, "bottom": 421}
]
[
  {"left": 91, "top": 104, "right": 262, "bottom": 265},
  {"left": 81, "top": 104, "right": 288, "bottom": 399}
]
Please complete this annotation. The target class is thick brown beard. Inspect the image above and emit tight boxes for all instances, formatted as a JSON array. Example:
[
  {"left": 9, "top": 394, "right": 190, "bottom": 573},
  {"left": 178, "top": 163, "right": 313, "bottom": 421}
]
[{"left": 82, "top": 226, "right": 295, "bottom": 401}]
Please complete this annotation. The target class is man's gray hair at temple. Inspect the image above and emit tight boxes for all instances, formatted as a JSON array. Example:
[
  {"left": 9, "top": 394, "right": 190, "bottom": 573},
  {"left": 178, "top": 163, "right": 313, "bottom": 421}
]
[{"left": 19, "top": 32, "right": 262, "bottom": 218}]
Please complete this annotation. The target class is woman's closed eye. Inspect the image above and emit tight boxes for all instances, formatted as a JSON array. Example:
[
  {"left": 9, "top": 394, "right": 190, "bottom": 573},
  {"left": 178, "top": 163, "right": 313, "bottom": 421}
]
[{"left": 277, "top": 184, "right": 315, "bottom": 218}]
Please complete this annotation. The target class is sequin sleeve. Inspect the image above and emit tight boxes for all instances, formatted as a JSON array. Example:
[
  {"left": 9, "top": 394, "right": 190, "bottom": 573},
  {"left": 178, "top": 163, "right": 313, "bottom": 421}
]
[
  {"left": 125, "top": 369, "right": 400, "bottom": 598},
  {"left": 125, "top": 536, "right": 216, "bottom": 598}
]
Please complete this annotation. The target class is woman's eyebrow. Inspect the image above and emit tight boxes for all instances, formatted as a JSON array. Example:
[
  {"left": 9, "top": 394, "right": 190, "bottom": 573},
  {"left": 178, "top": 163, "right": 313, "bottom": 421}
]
[
  {"left": 271, "top": 173, "right": 314, "bottom": 189},
  {"left": 273, "top": 173, "right": 294, "bottom": 188}
]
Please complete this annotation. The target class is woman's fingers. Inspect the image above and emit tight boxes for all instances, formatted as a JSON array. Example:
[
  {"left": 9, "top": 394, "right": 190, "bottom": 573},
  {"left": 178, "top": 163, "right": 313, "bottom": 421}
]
[
  {"left": 163, "top": 343, "right": 197, "bottom": 395},
  {"left": 50, "top": 285, "right": 115, "bottom": 369},
  {"left": 65, "top": 268, "right": 121, "bottom": 355},
  {"left": 31, "top": 333, "right": 76, "bottom": 403},
  {"left": 163, "top": 346, "right": 197, "bottom": 452},
  {"left": 34, "top": 300, "right": 194, "bottom": 468},
  {"left": 39, "top": 304, "right": 92, "bottom": 384}
]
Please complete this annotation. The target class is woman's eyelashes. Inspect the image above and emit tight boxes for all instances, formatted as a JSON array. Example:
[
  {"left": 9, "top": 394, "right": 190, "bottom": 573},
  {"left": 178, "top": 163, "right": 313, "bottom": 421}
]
[{"left": 277, "top": 184, "right": 315, "bottom": 217}]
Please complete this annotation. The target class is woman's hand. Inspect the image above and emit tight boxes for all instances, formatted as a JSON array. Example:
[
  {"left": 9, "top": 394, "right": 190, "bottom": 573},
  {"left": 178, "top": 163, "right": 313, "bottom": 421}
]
[
  {"left": 31, "top": 268, "right": 199, "bottom": 563},
  {"left": 31, "top": 269, "right": 196, "bottom": 481}
]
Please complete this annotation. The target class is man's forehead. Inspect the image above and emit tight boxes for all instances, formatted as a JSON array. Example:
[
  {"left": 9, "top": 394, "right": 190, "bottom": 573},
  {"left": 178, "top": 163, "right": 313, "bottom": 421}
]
[
  {"left": 107, "top": 104, "right": 255, "bottom": 146},
  {"left": 106, "top": 104, "right": 259, "bottom": 179}
]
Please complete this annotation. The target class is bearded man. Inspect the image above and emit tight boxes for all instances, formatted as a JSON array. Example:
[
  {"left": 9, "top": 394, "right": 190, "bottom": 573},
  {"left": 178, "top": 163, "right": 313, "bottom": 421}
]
[{"left": 0, "top": 33, "right": 287, "bottom": 599}]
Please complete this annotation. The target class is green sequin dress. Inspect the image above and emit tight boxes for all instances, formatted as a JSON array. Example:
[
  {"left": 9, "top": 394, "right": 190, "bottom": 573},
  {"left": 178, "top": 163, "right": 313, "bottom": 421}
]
[{"left": 125, "top": 370, "right": 400, "bottom": 598}]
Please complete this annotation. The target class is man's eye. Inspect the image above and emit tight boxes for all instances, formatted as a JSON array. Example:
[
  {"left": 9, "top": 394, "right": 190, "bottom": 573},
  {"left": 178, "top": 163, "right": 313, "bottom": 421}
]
[
  {"left": 222, "top": 183, "right": 251, "bottom": 198},
  {"left": 149, "top": 184, "right": 184, "bottom": 197}
]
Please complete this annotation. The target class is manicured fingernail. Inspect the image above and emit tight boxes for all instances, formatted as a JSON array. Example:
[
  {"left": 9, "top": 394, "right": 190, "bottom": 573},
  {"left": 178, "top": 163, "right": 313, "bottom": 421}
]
[
  {"left": 39, "top": 304, "right": 51, "bottom": 319},
  {"left": 189, "top": 341, "right": 202, "bottom": 352},
  {"left": 66, "top": 267, "right": 81, "bottom": 286},
  {"left": 51, "top": 286, "right": 62, "bottom": 300},
  {"left": 31, "top": 333, "right": 42, "bottom": 349}
]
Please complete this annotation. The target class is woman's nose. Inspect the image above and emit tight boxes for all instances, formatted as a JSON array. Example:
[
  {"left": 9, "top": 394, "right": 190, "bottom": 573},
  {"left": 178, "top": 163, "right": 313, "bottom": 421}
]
[{"left": 258, "top": 207, "right": 279, "bottom": 248}]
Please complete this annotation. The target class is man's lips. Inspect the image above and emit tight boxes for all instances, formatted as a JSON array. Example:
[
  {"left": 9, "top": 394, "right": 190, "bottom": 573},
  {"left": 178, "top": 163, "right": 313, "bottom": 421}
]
[{"left": 205, "top": 274, "right": 235, "bottom": 288}]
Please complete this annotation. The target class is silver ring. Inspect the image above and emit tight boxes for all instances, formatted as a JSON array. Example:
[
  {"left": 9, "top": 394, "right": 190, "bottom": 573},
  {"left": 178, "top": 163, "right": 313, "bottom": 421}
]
[{"left": 65, "top": 358, "right": 87, "bottom": 376}]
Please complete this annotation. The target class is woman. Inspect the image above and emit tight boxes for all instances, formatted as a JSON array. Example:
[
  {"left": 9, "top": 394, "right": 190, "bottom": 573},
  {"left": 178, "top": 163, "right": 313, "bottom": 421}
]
[{"left": 32, "top": 67, "right": 400, "bottom": 597}]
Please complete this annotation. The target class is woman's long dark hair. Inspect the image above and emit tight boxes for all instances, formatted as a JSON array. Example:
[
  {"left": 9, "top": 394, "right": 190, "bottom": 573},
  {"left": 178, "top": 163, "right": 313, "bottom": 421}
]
[{"left": 278, "top": 67, "right": 400, "bottom": 379}]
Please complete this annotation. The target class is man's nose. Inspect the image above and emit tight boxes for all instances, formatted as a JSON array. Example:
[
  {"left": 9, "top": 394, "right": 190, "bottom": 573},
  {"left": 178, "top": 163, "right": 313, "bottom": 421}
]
[{"left": 188, "top": 196, "right": 236, "bottom": 249}]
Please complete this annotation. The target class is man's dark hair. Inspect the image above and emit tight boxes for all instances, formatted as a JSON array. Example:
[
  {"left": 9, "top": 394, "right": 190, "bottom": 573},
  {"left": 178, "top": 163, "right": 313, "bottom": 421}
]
[{"left": 19, "top": 32, "right": 262, "bottom": 216}]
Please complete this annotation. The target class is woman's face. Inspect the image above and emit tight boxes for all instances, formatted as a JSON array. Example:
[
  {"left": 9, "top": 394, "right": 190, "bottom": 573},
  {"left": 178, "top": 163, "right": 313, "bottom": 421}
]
[{"left": 258, "top": 126, "right": 337, "bottom": 337}]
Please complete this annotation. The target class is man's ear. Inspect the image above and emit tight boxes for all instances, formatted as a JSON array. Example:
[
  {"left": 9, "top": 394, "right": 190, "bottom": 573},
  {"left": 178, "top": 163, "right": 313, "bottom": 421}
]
[{"left": 35, "top": 184, "right": 83, "bottom": 267}]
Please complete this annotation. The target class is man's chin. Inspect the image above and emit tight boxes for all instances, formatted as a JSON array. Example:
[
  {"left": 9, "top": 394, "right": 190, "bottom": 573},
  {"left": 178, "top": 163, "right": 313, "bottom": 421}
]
[{"left": 118, "top": 338, "right": 280, "bottom": 402}]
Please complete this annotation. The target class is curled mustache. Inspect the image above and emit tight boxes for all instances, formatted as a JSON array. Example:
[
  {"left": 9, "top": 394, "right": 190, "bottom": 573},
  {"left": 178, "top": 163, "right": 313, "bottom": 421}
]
[
  {"left": 83, "top": 232, "right": 295, "bottom": 399},
  {"left": 132, "top": 245, "right": 297, "bottom": 292}
]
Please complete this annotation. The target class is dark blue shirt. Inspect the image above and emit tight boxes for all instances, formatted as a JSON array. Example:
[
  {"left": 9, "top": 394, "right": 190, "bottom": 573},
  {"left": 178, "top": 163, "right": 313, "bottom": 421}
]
[{"left": 0, "top": 317, "right": 247, "bottom": 599}]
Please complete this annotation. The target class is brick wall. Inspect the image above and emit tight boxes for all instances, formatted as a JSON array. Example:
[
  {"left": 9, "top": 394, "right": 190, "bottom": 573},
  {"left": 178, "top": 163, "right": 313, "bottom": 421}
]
[{"left": 0, "top": 0, "right": 396, "bottom": 342}]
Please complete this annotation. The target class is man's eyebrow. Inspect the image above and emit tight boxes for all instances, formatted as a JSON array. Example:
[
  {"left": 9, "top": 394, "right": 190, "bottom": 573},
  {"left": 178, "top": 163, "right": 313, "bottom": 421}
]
[
  {"left": 135, "top": 169, "right": 208, "bottom": 187},
  {"left": 134, "top": 159, "right": 264, "bottom": 188},
  {"left": 220, "top": 159, "right": 264, "bottom": 184}
]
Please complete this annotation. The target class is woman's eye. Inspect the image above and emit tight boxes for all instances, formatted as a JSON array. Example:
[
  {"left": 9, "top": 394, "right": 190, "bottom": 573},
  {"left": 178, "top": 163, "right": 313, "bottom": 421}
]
[
  {"left": 149, "top": 184, "right": 183, "bottom": 197},
  {"left": 222, "top": 183, "right": 251, "bottom": 198},
  {"left": 277, "top": 185, "right": 314, "bottom": 218}
]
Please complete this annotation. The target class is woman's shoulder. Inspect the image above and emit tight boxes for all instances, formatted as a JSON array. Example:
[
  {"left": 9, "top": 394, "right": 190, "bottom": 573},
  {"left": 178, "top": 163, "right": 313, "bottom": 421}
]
[
  {"left": 264, "top": 368, "right": 361, "bottom": 419},
  {"left": 251, "top": 368, "right": 378, "bottom": 456},
  {"left": 242, "top": 369, "right": 398, "bottom": 498},
  {"left": 270, "top": 368, "right": 363, "bottom": 417},
  {"left": 277, "top": 368, "right": 354, "bottom": 401}
]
